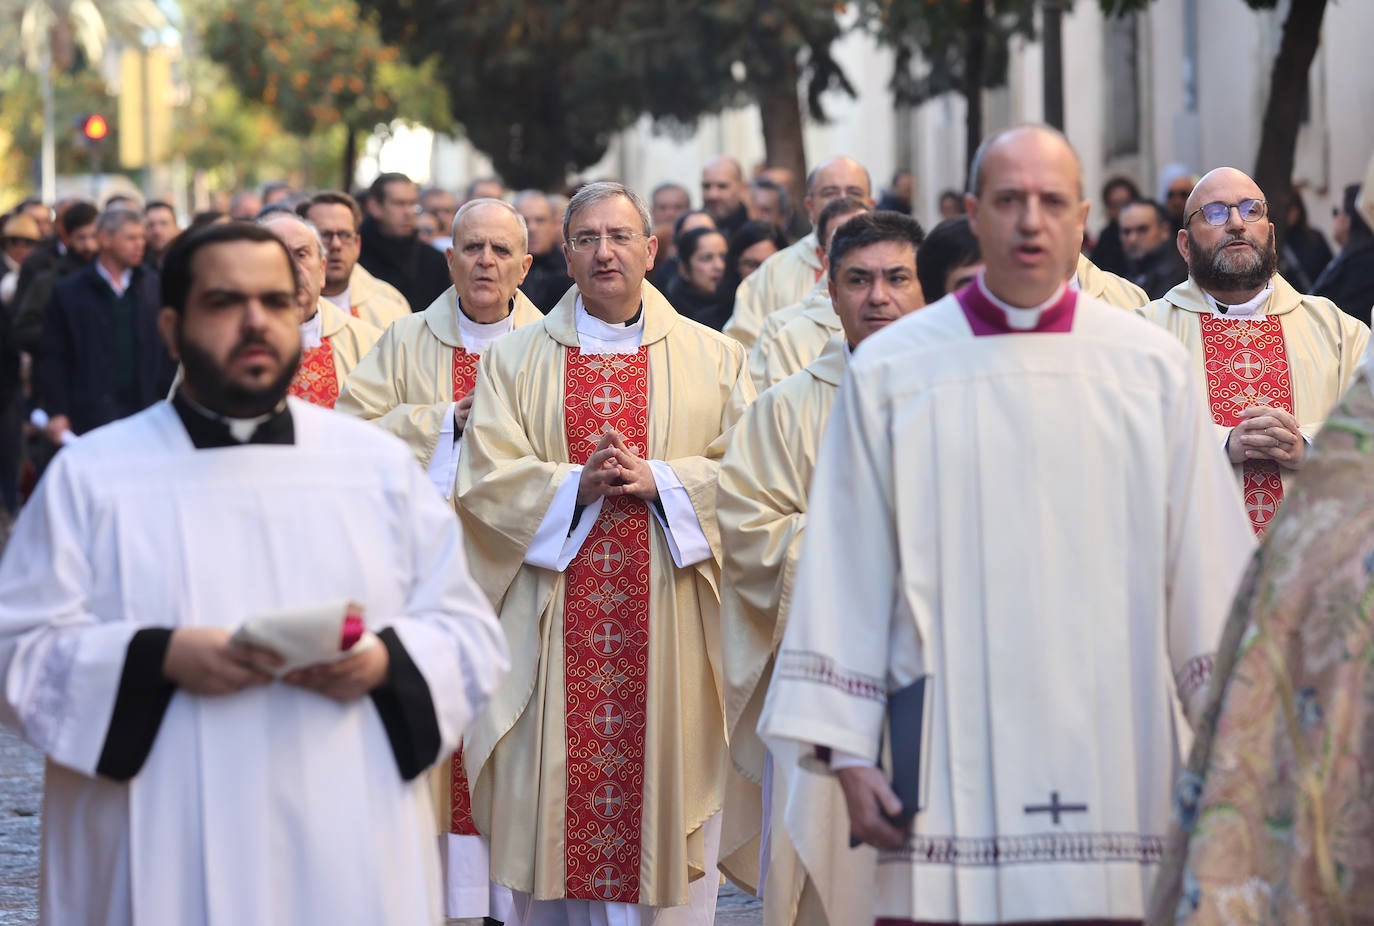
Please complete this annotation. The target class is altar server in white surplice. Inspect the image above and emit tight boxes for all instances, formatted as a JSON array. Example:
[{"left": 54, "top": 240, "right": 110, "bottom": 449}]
[
  {"left": 759, "top": 124, "right": 1255, "bottom": 926},
  {"left": 0, "top": 223, "right": 509, "bottom": 926}
]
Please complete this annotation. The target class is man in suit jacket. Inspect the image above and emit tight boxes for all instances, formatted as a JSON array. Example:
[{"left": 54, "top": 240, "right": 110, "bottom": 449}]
[{"left": 37, "top": 208, "right": 175, "bottom": 441}]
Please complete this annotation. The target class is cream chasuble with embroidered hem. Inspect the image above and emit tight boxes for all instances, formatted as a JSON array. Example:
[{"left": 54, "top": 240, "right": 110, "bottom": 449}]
[
  {"left": 457, "top": 282, "right": 754, "bottom": 909},
  {"left": 760, "top": 285, "right": 1253, "bottom": 925},
  {"left": 719, "top": 337, "right": 873, "bottom": 926},
  {"left": 725, "top": 234, "right": 823, "bottom": 352},
  {"left": 336, "top": 287, "right": 541, "bottom": 468},
  {"left": 1137, "top": 275, "right": 1368, "bottom": 526}
]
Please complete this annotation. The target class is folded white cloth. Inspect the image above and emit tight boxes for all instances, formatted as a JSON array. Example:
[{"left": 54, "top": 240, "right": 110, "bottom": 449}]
[{"left": 231, "top": 600, "right": 374, "bottom": 675}]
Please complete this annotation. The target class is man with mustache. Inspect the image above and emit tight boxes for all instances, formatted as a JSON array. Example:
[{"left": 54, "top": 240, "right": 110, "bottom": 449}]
[
  {"left": 0, "top": 222, "right": 509, "bottom": 925},
  {"left": 1137, "top": 166, "right": 1369, "bottom": 535}
]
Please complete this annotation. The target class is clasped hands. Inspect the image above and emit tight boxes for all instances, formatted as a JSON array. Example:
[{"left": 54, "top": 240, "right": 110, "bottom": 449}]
[
  {"left": 1228, "top": 405, "right": 1304, "bottom": 470},
  {"left": 162, "top": 626, "right": 388, "bottom": 703},
  {"left": 576, "top": 425, "right": 658, "bottom": 506}
]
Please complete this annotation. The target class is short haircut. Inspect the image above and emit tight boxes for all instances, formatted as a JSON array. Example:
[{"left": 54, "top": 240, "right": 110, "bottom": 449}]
[
  {"left": 891, "top": 168, "right": 913, "bottom": 186},
  {"left": 916, "top": 216, "right": 981, "bottom": 300},
  {"left": 144, "top": 200, "right": 176, "bottom": 219},
  {"left": 1101, "top": 175, "right": 1141, "bottom": 203},
  {"left": 1120, "top": 198, "right": 1171, "bottom": 229},
  {"left": 671, "top": 209, "right": 714, "bottom": 241},
  {"left": 465, "top": 175, "right": 504, "bottom": 199},
  {"left": 161, "top": 223, "right": 298, "bottom": 314},
  {"left": 937, "top": 189, "right": 962, "bottom": 207},
  {"left": 452, "top": 197, "right": 530, "bottom": 253},
  {"left": 60, "top": 201, "right": 98, "bottom": 235},
  {"left": 749, "top": 178, "right": 790, "bottom": 218},
  {"left": 257, "top": 212, "right": 326, "bottom": 259},
  {"left": 967, "top": 124, "right": 1083, "bottom": 199},
  {"left": 370, "top": 172, "right": 414, "bottom": 202},
  {"left": 726, "top": 220, "right": 788, "bottom": 269},
  {"left": 815, "top": 196, "right": 870, "bottom": 247},
  {"left": 563, "top": 181, "right": 652, "bottom": 241},
  {"left": 1343, "top": 183, "right": 1373, "bottom": 240},
  {"left": 675, "top": 226, "right": 725, "bottom": 273},
  {"left": 651, "top": 182, "right": 690, "bottom": 204},
  {"left": 299, "top": 191, "right": 363, "bottom": 230},
  {"left": 96, "top": 207, "right": 143, "bottom": 235},
  {"left": 828, "top": 211, "right": 925, "bottom": 282}
]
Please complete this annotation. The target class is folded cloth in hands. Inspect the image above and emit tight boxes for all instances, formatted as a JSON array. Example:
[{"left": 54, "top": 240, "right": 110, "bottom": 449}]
[{"left": 231, "top": 600, "right": 373, "bottom": 675}]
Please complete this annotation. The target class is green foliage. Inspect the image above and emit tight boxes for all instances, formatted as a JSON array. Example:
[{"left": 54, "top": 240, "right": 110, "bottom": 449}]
[
  {"left": 0, "top": 65, "right": 122, "bottom": 193},
  {"left": 855, "top": 0, "right": 1037, "bottom": 105},
  {"left": 200, "top": 0, "right": 445, "bottom": 139},
  {"left": 358, "top": 0, "right": 852, "bottom": 189}
]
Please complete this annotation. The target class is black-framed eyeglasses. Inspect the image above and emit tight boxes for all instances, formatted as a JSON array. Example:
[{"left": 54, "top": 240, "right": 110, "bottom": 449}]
[
  {"left": 319, "top": 230, "right": 358, "bottom": 244},
  {"left": 1185, "top": 199, "right": 1268, "bottom": 227}
]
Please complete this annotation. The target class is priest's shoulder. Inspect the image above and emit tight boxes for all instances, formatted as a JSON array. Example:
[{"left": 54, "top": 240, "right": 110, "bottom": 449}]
[
  {"left": 49, "top": 401, "right": 184, "bottom": 462},
  {"left": 286, "top": 397, "right": 417, "bottom": 463},
  {"left": 668, "top": 312, "right": 747, "bottom": 365},
  {"left": 750, "top": 362, "right": 833, "bottom": 429},
  {"left": 849, "top": 292, "right": 969, "bottom": 363},
  {"left": 1075, "top": 292, "right": 1195, "bottom": 366}
]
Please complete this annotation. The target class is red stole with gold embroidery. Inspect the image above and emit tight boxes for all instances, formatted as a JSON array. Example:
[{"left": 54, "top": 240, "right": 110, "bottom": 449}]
[
  {"left": 446, "top": 344, "right": 485, "bottom": 838},
  {"left": 559, "top": 346, "right": 652, "bottom": 903},
  {"left": 1199, "top": 314, "right": 1293, "bottom": 534},
  {"left": 289, "top": 339, "right": 339, "bottom": 408}
]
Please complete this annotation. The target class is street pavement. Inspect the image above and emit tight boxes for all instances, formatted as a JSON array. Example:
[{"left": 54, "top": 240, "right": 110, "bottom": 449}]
[{"left": 0, "top": 727, "right": 760, "bottom": 924}]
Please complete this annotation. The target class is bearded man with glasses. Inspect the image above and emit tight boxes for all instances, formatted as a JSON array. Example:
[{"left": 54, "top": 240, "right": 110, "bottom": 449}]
[
  {"left": 457, "top": 180, "right": 754, "bottom": 925},
  {"left": 1138, "top": 167, "right": 1369, "bottom": 535}
]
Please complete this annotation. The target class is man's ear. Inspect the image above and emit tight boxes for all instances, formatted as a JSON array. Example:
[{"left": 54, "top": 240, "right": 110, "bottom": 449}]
[{"left": 157, "top": 307, "right": 181, "bottom": 360}]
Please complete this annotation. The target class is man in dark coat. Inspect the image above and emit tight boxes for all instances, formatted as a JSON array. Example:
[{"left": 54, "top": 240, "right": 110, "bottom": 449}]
[{"left": 357, "top": 172, "right": 451, "bottom": 313}]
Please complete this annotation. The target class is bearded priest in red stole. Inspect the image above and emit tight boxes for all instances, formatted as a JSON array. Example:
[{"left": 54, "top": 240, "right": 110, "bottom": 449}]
[
  {"left": 759, "top": 125, "right": 1255, "bottom": 926},
  {"left": 260, "top": 212, "right": 380, "bottom": 410},
  {"left": 1136, "top": 167, "right": 1368, "bottom": 535},
  {"left": 457, "top": 181, "right": 755, "bottom": 925},
  {"left": 338, "top": 199, "right": 544, "bottom": 501},
  {"left": 336, "top": 197, "right": 543, "bottom": 923}
]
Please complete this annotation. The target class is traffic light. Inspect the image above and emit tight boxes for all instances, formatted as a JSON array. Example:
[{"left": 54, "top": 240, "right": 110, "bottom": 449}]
[{"left": 82, "top": 113, "right": 109, "bottom": 143}]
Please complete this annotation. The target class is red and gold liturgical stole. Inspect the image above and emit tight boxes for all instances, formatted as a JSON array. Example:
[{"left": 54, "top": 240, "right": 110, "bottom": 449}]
[
  {"left": 1199, "top": 314, "right": 1293, "bottom": 535},
  {"left": 447, "top": 344, "right": 484, "bottom": 838},
  {"left": 289, "top": 339, "right": 339, "bottom": 408},
  {"left": 560, "top": 347, "right": 652, "bottom": 903}
]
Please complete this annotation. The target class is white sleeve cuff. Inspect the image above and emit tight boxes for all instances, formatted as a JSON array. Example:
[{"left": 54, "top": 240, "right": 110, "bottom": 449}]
[
  {"left": 646, "top": 460, "right": 711, "bottom": 568},
  {"left": 829, "top": 748, "right": 878, "bottom": 771},
  {"left": 425, "top": 403, "right": 459, "bottom": 499},
  {"left": 524, "top": 469, "right": 603, "bottom": 571}
]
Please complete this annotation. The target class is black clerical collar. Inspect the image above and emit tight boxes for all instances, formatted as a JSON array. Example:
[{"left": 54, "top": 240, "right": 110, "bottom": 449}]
[
  {"left": 172, "top": 391, "right": 295, "bottom": 449},
  {"left": 457, "top": 297, "right": 514, "bottom": 324},
  {"left": 622, "top": 305, "right": 644, "bottom": 327}
]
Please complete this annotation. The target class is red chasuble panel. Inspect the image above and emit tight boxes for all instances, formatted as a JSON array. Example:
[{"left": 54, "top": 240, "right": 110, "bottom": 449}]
[
  {"left": 1199, "top": 315, "right": 1293, "bottom": 535},
  {"left": 447, "top": 344, "right": 483, "bottom": 837},
  {"left": 289, "top": 339, "right": 339, "bottom": 408},
  {"left": 561, "top": 348, "right": 652, "bottom": 903}
]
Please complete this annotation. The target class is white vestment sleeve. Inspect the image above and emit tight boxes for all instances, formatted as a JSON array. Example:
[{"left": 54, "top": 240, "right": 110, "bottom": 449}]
[
  {"left": 0, "top": 452, "right": 140, "bottom": 777},
  {"left": 759, "top": 366, "right": 915, "bottom": 764},
  {"left": 646, "top": 460, "right": 711, "bottom": 568},
  {"left": 383, "top": 458, "right": 510, "bottom": 759},
  {"left": 424, "top": 403, "right": 460, "bottom": 499},
  {"left": 524, "top": 468, "right": 603, "bottom": 571}
]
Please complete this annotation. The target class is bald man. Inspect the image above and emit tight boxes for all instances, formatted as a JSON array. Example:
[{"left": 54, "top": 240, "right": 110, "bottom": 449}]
[
  {"left": 702, "top": 155, "right": 750, "bottom": 238},
  {"left": 1137, "top": 166, "right": 1368, "bottom": 535},
  {"left": 759, "top": 124, "right": 1251, "bottom": 925},
  {"left": 724, "top": 157, "right": 875, "bottom": 351}
]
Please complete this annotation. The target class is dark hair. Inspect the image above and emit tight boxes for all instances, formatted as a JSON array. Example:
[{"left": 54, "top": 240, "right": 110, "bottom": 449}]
[
  {"left": 1101, "top": 175, "right": 1141, "bottom": 203},
  {"left": 1342, "top": 183, "right": 1372, "bottom": 242},
  {"left": 1287, "top": 189, "right": 1309, "bottom": 230},
  {"left": 1121, "top": 197, "right": 1171, "bottom": 229},
  {"left": 187, "top": 210, "right": 227, "bottom": 233},
  {"left": 828, "top": 211, "right": 925, "bottom": 282},
  {"left": 748, "top": 177, "right": 790, "bottom": 218},
  {"left": 938, "top": 189, "right": 962, "bottom": 208},
  {"left": 675, "top": 226, "right": 726, "bottom": 277},
  {"left": 144, "top": 200, "right": 176, "bottom": 218},
  {"left": 299, "top": 190, "right": 364, "bottom": 230},
  {"left": 369, "top": 172, "right": 414, "bottom": 202},
  {"left": 59, "top": 201, "right": 98, "bottom": 235},
  {"left": 161, "top": 223, "right": 298, "bottom": 314},
  {"left": 815, "top": 196, "right": 870, "bottom": 247},
  {"left": 915, "top": 216, "right": 981, "bottom": 300},
  {"left": 671, "top": 208, "right": 715, "bottom": 242},
  {"left": 726, "top": 220, "right": 787, "bottom": 270}
]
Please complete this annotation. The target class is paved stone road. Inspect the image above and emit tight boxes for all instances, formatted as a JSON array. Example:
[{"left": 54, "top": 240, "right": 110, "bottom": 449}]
[{"left": 0, "top": 727, "right": 760, "bottom": 925}]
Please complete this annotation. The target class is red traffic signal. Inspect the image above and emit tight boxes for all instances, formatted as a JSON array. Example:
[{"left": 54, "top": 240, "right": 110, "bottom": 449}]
[{"left": 82, "top": 114, "right": 109, "bottom": 142}]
